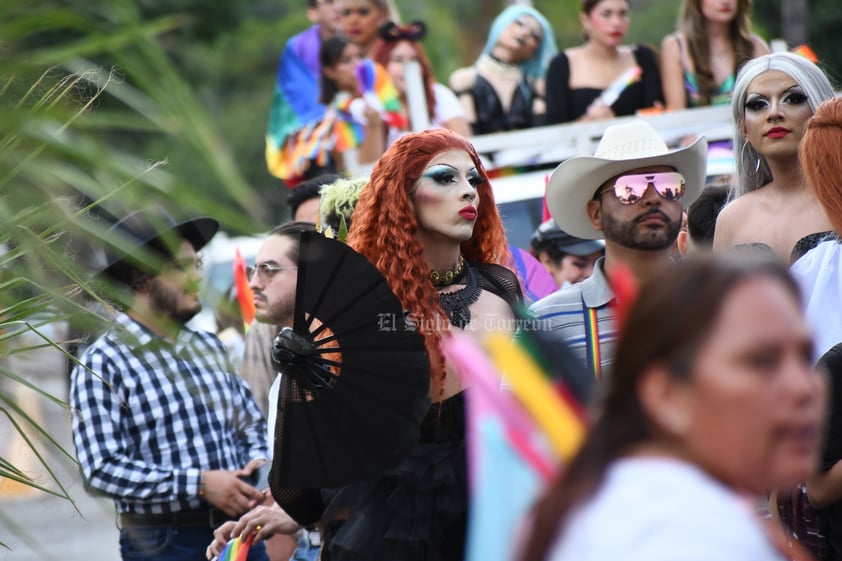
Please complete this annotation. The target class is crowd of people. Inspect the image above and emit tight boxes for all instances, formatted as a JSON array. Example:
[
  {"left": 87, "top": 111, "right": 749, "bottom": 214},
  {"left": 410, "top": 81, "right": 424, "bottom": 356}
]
[
  {"left": 266, "top": 0, "right": 773, "bottom": 184},
  {"left": 62, "top": 1, "right": 842, "bottom": 561}
]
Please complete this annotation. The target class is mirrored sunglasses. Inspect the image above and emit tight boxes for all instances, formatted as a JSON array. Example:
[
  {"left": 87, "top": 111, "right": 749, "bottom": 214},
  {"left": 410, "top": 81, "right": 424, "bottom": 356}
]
[{"left": 600, "top": 171, "right": 686, "bottom": 205}]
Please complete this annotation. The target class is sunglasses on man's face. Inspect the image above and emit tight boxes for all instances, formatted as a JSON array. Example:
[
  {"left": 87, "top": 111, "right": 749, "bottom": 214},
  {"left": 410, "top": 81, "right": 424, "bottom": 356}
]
[{"left": 596, "top": 171, "right": 686, "bottom": 205}]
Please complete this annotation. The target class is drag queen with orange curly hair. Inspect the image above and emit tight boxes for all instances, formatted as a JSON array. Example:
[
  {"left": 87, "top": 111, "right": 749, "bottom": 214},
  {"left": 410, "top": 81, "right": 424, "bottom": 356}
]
[{"left": 318, "top": 128, "right": 522, "bottom": 561}]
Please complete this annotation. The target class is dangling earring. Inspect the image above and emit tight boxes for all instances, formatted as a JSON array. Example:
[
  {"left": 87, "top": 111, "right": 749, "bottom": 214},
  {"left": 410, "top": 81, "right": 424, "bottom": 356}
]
[{"left": 741, "top": 142, "right": 761, "bottom": 177}]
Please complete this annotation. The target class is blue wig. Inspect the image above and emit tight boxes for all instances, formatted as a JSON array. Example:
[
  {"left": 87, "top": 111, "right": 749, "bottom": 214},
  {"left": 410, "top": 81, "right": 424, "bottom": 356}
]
[{"left": 480, "top": 5, "right": 558, "bottom": 81}]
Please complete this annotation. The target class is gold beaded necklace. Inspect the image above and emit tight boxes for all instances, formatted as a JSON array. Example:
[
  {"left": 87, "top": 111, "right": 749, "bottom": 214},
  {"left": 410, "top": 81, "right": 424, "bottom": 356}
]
[{"left": 429, "top": 255, "right": 466, "bottom": 287}]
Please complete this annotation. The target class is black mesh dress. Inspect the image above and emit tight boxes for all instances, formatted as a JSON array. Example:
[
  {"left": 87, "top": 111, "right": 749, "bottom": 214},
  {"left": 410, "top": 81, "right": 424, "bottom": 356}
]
[{"left": 277, "top": 262, "right": 523, "bottom": 561}]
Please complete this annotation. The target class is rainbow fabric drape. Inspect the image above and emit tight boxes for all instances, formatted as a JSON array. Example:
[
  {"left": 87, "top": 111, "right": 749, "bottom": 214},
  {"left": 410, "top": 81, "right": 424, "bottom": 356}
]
[{"left": 267, "top": 60, "right": 406, "bottom": 184}]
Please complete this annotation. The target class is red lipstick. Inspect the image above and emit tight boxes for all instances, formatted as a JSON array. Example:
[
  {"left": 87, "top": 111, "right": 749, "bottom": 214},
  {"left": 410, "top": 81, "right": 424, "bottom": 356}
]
[
  {"left": 459, "top": 206, "right": 477, "bottom": 220},
  {"left": 766, "top": 127, "right": 790, "bottom": 138}
]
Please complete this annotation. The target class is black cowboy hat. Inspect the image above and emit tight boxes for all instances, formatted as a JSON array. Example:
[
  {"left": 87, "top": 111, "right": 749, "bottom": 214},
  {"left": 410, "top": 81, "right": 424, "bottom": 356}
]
[{"left": 98, "top": 206, "right": 219, "bottom": 281}]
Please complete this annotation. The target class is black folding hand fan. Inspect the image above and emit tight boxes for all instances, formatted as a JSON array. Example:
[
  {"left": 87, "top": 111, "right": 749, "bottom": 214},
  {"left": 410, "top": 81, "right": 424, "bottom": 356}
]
[{"left": 268, "top": 231, "right": 430, "bottom": 490}]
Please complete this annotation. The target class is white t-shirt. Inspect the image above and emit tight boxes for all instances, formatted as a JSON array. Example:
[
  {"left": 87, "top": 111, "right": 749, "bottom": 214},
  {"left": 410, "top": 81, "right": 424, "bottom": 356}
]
[
  {"left": 546, "top": 457, "right": 784, "bottom": 561},
  {"left": 266, "top": 373, "right": 281, "bottom": 456},
  {"left": 386, "top": 83, "right": 466, "bottom": 147},
  {"left": 790, "top": 238, "right": 842, "bottom": 361},
  {"left": 431, "top": 82, "right": 465, "bottom": 126}
]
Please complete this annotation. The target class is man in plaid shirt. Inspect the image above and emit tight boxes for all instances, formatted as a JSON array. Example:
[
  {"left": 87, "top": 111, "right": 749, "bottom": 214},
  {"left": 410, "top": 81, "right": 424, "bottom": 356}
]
[{"left": 70, "top": 207, "right": 270, "bottom": 561}]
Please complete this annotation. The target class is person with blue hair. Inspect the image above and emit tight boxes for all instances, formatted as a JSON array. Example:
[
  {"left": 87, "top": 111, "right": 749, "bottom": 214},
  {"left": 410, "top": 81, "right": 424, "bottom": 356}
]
[{"left": 449, "top": 5, "right": 557, "bottom": 135}]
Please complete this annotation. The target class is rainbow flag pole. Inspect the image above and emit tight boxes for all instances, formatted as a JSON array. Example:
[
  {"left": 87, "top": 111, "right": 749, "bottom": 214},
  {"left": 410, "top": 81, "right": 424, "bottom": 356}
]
[{"left": 233, "top": 248, "right": 256, "bottom": 330}]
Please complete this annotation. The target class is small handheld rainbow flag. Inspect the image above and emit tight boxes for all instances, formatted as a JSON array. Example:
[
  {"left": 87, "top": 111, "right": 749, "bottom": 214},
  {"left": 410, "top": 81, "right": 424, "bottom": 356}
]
[
  {"left": 355, "top": 59, "right": 408, "bottom": 129},
  {"left": 792, "top": 44, "right": 818, "bottom": 63},
  {"left": 332, "top": 95, "right": 366, "bottom": 152},
  {"left": 215, "top": 532, "right": 255, "bottom": 561},
  {"left": 598, "top": 65, "right": 642, "bottom": 108},
  {"left": 233, "top": 248, "right": 256, "bottom": 329}
]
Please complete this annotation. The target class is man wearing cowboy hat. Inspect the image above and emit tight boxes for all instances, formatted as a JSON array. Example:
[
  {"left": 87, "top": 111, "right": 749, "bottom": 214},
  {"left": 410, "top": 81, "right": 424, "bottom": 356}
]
[
  {"left": 529, "top": 120, "right": 707, "bottom": 378},
  {"left": 69, "top": 207, "right": 271, "bottom": 561}
]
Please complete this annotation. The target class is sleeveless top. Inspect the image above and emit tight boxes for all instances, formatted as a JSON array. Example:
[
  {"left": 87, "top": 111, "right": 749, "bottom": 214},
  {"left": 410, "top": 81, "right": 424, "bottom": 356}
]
[
  {"left": 455, "top": 54, "right": 536, "bottom": 135},
  {"left": 676, "top": 35, "right": 735, "bottom": 107},
  {"left": 544, "top": 44, "right": 663, "bottom": 124}
]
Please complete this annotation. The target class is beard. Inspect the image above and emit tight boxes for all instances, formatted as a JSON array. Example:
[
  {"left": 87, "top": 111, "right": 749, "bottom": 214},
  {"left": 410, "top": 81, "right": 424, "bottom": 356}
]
[
  {"left": 253, "top": 291, "right": 295, "bottom": 328},
  {"left": 148, "top": 278, "right": 201, "bottom": 324},
  {"left": 600, "top": 208, "right": 681, "bottom": 251}
]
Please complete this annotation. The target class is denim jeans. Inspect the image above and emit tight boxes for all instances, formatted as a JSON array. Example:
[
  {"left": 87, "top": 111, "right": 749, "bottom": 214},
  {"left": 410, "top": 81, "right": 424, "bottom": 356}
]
[
  {"left": 290, "top": 531, "right": 321, "bottom": 561},
  {"left": 120, "top": 526, "right": 269, "bottom": 561}
]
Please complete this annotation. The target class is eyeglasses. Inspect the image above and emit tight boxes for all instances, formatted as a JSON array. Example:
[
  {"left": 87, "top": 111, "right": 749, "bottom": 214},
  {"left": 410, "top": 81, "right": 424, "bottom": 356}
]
[
  {"left": 247, "top": 262, "right": 298, "bottom": 282},
  {"left": 596, "top": 172, "right": 686, "bottom": 205}
]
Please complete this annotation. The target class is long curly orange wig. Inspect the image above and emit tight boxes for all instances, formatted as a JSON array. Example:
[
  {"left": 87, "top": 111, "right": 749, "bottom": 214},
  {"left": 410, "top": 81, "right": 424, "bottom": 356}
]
[{"left": 347, "top": 128, "right": 510, "bottom": 392}]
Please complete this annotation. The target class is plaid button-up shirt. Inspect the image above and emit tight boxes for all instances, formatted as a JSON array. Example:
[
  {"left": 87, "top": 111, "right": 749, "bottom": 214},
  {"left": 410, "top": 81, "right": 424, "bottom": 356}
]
[{"left": 70, "top": 312, "right": 269, "bottom": 515}]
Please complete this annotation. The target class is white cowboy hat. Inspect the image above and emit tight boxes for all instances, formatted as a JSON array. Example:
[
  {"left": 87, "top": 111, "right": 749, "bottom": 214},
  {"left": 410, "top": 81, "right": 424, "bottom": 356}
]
[{"left": 546, "top": 120, "right": 708, "bottom": 240}]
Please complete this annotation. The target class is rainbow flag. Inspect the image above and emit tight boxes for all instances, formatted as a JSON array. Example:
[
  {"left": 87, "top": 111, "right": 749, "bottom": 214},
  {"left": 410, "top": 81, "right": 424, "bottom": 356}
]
[
  {"left": 268, "top": 60, "right": 407, "bottom": 181},
  {"left": 598, "top": 65, "right": 642, "bottom": 107},
  {"left": 265, "top": 35, "right": 326, "bottom": 183},
  {"left": 216, "top": 532, "right": 255, "bottom": 561},
  {"left": 443, "top": 328, "right": 589, "bottom": 561},
  {"left": 267, "top": 111, "right": 337, "bottom": 184},
  {"left": 329, "top": 61, "right": 409, "bottom": 152},
  {"left": 233, "top": 248, "right": 255, "bottom": 329},
  {"left": 332, "top": 94, "right": 366, "bottom": 152},
  {"left": 792, "top": 44, "right": 819, "bottom": 63},
  {"left": 355, "top": 59, "right": 408, "bottom": 129}
]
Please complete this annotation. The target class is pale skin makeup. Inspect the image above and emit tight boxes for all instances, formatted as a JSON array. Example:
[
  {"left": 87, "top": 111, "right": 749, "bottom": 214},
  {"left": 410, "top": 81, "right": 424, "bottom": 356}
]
[
  {"left": 740, "top": 71, "right": 812, "bottom": 162},
  {"left": 492, "top": 15, "right": 544, "bottom": 63},
  {"left": 411, "top": 149, "right": 483, "bottom": 253},
  {"left": 713, "top": 70, "right": 831, "bottom": 262},
  {"left": 410, "top": 149, "right": 515, "bottom": 399}
]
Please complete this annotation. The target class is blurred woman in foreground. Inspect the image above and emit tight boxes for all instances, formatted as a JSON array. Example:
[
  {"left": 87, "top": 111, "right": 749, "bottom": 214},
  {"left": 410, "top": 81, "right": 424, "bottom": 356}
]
[{"left": 523, "top": 256, "right": 825, "bottom": 561}]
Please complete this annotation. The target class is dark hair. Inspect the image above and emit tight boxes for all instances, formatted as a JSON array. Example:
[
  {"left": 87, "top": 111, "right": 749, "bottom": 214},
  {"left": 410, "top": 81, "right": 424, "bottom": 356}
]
[
  {"left": 287, "top": 174, "right": 342, "bottom": 220},
  {"left": 530, "top": 239, "right": 569, "bottom": 264},
  {"left": 522, "top": 255, "right": 800, "bottom": 561},
  {"left": 686, "top": 185, "right": 728, "bottom": 246},
  {"left": 320, "top": 36, "right": 353, "bottom": 105},
  {"left": 371, "top": 22, "right": 437, "bottom": 122},
  {"left": 269, "top": 221, "right": 318, "bottom": 265},
  {"left": 581, "top": 0, "right": 620, "bottom": 13}
]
